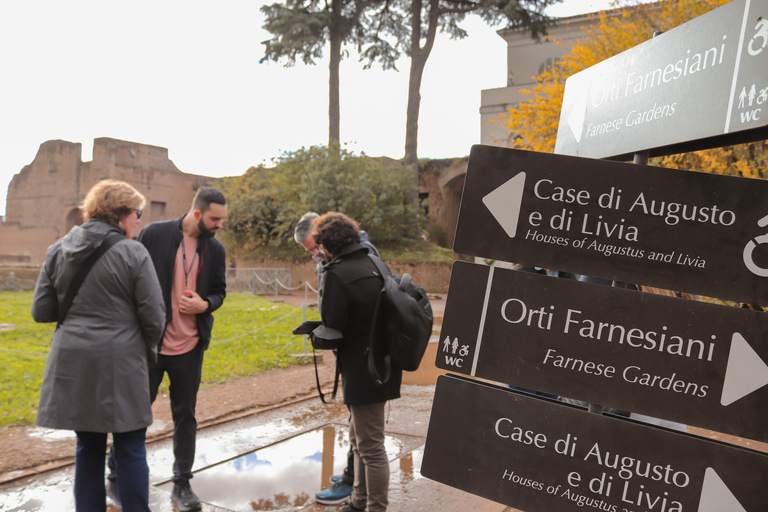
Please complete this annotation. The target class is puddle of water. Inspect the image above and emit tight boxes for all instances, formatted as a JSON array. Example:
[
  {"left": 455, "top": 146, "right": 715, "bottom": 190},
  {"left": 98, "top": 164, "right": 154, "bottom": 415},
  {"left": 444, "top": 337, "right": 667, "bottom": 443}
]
[
  {"left": 147, "top": 414, "right": 322, "bottom": 482},
  {"left": 26, "top": 428, "right": 76, "bottom": 442},
  {"left": 0, "top": 473, "right": 76, "bottom": 512},
  {"left": 157, "top": 425, "right": 419, "bottom": 511},
  {"left": 0, "top": 397, "right": 426, "bottom": 512}
]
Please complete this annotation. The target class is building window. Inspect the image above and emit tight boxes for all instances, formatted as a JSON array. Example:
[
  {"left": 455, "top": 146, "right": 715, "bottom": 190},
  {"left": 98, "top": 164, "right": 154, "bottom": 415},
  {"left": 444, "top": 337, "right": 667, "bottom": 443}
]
[
  {"left": 151, "top": 201, "right": 166, "bottom": 221},
  {"left": 537, "top": 56, "right": 562, "bottom": 76}
]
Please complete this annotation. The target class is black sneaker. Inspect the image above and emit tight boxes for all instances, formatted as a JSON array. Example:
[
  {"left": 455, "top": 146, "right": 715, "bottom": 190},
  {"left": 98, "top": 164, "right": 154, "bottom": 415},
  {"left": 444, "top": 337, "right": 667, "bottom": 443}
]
[
  {"left": 171, "top": 481, "right": 202, "bottom": 512},
  {"left": 106, "top": 479, "right": 121, "bottom": 509}
]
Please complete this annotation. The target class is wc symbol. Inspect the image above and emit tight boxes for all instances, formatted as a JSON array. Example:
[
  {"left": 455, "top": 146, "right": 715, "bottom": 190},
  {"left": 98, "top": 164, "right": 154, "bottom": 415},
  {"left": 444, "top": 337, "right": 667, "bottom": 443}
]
[{"left": 743, "top": 214, "right": 768, "bottom": 277}]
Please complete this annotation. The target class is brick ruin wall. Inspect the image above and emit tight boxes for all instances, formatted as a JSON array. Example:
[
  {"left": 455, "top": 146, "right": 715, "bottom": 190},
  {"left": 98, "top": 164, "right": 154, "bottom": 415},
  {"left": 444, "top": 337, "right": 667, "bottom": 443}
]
[
  {"left": 0, "top": 138, "right": 218, "bottom": 264},
  {"left": 1, "top": 144, "right": 464, "bottom": 295}
]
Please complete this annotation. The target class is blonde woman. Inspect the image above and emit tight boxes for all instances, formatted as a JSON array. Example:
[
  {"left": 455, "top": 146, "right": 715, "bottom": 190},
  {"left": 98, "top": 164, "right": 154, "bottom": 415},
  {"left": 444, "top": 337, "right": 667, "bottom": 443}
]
[{"left": 32, "top": 179, "right": 165, "bottom": 512}]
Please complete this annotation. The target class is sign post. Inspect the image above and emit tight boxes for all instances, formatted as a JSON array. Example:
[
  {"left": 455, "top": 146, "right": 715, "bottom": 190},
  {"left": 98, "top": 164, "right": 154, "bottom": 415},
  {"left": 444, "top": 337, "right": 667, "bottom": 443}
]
[
  {"left": 555, "top": 0, "right": 768, "bottom": 160},
  {"left": 422, "top": 374, "right": 768, "bottom": 512},
  {"left": 453, "top": 145, "right": 768, "bottom": 306},
  {"left": 423, "top": 2, "right": 768, "bottom": 510},
  {"left": 436, "top": 260, "right": 768, "bottom": 442}
]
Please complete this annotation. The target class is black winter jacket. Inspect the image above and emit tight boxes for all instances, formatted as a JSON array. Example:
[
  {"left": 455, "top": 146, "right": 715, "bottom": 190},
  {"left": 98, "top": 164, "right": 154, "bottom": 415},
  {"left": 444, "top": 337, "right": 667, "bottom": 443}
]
[
  {"left": 320, "top": 243, "right": 402, "bottom": 405},
  {"left": 138, "top": 215, "right": 227, "bottom": 351}
]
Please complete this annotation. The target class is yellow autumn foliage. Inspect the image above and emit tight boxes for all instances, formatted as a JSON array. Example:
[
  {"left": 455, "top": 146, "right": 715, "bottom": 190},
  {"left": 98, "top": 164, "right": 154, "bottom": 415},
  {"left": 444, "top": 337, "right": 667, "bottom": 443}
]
[{"left": 493, "top": 0, "right": 766, "bottom": 179}]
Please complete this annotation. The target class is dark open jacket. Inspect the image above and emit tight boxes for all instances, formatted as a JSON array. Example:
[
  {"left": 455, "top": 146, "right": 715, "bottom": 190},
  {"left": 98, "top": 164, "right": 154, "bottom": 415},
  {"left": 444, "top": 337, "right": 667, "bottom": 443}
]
[
  {"left": 137, "top": 215, "right": 227, "bottom": 351},
  {"left": 320, "top": 243, "right": 402, "bottom": 405}
]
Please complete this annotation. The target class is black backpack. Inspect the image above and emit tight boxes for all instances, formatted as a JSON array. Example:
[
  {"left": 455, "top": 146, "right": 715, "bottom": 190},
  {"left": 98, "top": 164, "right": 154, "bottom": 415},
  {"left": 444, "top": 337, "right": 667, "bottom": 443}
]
[{"left": 367, "top": 254, "right": 434, "bottom": 385}]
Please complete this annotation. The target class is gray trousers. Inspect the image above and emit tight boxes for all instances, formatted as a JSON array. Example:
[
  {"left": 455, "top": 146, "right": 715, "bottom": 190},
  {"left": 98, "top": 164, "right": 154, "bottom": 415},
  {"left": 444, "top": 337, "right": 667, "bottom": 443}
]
[{"left": 349, "top": 401, "right": 389, "bottom": 512}]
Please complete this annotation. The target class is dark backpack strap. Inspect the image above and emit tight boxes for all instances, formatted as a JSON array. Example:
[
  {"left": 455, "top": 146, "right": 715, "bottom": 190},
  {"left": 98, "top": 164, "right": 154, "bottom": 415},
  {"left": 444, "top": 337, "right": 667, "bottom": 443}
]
[
  {"left": 313, "top": 349, "right": 340, "bottom": 403},
  {"left": 57, "top": 232, "right": 125, "bottom": 328},
  {"left": 367, "top": 253, "right": 391, "bottom": 279},
  {"left": 367, "top": 289, "right": 392, "bottom": 386},
  {"left": 367, "top": 254, "right": 391, "bottom": 386}
]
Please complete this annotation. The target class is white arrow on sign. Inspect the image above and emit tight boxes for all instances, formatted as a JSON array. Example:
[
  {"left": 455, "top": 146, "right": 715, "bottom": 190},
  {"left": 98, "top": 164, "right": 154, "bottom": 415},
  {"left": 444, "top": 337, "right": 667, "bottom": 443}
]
[
  {"left": 565, "top": 78, "right": 589, "bottom": 143},
  {"left": 481, "top": 172, "right": 526, "bottom": 238},
  {"left": 698, "top": 467, "right": 746, "bottom": 512},
  {"left": 721, "top": 332, "right": 768, "bottom": 406}
]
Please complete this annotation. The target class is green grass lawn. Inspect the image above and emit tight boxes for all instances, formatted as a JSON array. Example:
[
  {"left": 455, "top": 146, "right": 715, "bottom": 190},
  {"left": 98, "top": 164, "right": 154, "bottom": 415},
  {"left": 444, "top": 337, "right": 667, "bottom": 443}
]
[{"left": 0, "top": 291, "right": 320, "bottom": 429}]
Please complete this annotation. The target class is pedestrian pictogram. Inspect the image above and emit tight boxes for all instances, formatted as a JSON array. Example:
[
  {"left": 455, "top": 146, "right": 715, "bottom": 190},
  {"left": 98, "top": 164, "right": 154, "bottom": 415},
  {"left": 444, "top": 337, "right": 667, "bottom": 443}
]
[
  {"left": 441, "top": 336, "right": 469, "bottom": 368},
  {"left": 437, "top": 261, "right": 768, "bottom": 443}
]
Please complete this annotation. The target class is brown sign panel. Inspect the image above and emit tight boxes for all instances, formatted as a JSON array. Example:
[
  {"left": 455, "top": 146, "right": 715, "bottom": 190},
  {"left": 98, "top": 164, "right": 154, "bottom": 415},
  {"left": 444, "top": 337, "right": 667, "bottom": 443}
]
[
  {"left": 422, "top": 374, "right": 768, "bottom": 512},
  {"left": 436, "top": 261, "right": 768, "bottom": 442},
  {"left": 555, "top": 0, "right": 768, "bottom": 160},
  {"left": 453, "top": 145, "right": 768, "bottom": 305}
]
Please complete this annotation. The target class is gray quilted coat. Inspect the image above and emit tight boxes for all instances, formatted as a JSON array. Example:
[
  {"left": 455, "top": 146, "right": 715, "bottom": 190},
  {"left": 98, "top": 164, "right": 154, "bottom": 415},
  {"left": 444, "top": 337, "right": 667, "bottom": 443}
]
[{"left": 32, "top": 219, "right": 166, "bottom": 433}]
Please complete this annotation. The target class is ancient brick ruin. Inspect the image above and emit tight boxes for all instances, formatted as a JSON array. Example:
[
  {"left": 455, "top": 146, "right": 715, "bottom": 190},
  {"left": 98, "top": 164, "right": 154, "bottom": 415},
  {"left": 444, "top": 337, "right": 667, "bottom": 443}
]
[{"left": 0, "top": 137, "right": 219, "bottom": 266}]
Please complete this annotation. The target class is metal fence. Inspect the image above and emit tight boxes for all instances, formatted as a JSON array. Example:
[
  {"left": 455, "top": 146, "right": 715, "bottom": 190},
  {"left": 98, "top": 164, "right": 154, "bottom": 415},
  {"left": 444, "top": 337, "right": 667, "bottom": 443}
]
[{"left": 226, "top": 268, "right": 295, "bottom": 296}]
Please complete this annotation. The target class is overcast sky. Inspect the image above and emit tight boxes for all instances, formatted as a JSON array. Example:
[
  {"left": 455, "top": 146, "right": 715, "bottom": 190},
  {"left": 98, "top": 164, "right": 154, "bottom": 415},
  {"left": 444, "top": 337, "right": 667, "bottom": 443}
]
[{"left": 0, "top": 0, "right": 628, "bottom": 215}]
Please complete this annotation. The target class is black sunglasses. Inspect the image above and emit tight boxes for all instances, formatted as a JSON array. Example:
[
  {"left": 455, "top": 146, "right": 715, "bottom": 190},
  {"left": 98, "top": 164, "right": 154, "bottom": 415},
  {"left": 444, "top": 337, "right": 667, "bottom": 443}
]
[{"left": 134, "top": 209, "right": 143, "bottom": 220}]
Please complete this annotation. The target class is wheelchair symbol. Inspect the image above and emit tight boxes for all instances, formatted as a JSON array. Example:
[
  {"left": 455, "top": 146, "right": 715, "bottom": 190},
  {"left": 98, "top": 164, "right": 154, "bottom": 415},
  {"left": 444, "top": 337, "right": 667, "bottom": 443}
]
[
  {"left": 748, "top": 18, "right": 768, "bottom": 56},
  {"left": 743, "top": 214, "right": 768, "bottom": 276}
]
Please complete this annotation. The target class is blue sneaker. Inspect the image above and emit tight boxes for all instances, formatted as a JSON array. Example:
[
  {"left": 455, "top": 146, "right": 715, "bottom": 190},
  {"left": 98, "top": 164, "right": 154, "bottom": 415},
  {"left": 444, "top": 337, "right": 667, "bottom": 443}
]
[
  {"left": 315, "top": 479, "right": 353, "bottom": 505},
  {"left": 330, "top": 474, "right": 343, "bottom": 484}
]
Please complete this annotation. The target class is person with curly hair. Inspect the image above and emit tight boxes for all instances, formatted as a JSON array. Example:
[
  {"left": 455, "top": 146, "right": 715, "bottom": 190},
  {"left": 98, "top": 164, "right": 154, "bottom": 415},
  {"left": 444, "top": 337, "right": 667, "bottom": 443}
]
[
  {"left": 311, "top": 212, "right": 401, "bottom": 512},
  {"left": 293, "top": 211, "right": 381, "bottom": 506}
]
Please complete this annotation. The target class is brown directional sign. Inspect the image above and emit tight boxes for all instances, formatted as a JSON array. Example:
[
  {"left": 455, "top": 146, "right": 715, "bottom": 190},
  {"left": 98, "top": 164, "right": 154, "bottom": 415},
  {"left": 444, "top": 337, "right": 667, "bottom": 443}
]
[
  {"left": 436, "top": 261, "right": 768, "bottom": 442},
  {"left": 453, "top": 145, "right": 768, "bottom": 306},
  {"left": 422, "top": 374, "right": 768, "bottom": 512},
  {"left": 554, "top": 0, "right": 768, "bottom": 160}
]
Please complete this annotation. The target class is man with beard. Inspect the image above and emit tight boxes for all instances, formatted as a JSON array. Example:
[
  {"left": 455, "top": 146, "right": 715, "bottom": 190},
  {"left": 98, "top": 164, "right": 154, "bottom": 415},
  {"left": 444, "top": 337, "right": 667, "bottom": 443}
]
[{"left": 107, "top": 187, "right": 227, "bottom": 512}]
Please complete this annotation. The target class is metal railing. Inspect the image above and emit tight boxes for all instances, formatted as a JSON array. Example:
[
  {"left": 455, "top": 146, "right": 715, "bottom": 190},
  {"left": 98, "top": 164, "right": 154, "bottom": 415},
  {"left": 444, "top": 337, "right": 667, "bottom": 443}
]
[
  {"left": 226, "top": 268, "right": 297, "bottom": 296},
  {"left": 226, "top": 268, "right": 321, "bottom": 354}
]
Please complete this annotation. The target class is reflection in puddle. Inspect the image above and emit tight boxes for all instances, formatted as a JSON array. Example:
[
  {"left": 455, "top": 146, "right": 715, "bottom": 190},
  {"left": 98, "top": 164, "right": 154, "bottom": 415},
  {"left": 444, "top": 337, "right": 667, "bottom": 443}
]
[
  {"left": 26, "top": 427, "right": 76, "bottom": 442},
  {"left": 0, "top": 474, "right": 76, "bottom": 512},
  {"left": 157, "top": 425, "right": 420, "bottom": 511}
]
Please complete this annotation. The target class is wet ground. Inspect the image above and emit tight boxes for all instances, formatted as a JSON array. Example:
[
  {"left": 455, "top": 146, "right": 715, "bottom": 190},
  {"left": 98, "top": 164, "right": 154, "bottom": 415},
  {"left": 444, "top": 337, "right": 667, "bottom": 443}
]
[
  {"left": 4, "top": 291, "right": 768, "bottom": 511},
  {"left": 0, "top": 384, "right": 510, "bottom": 512},
  {"left": 0, "top": 292, "right": 476, "bottom": 512}
]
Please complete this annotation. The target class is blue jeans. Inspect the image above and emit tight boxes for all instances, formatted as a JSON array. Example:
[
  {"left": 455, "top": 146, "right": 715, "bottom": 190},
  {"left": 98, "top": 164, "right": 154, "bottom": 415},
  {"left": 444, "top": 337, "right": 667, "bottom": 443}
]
[{"left": 75, "top": 428, "right": 150, "bottom": 512}]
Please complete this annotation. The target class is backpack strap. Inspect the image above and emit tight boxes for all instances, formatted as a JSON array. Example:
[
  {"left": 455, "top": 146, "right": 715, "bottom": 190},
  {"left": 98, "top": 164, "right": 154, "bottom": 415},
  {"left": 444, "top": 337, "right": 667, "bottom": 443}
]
[
  {"left": 367, "top": 254, "right": 391, "bottom": 386},
  {"left": 367, "top": 253, "right": 391, "bottom": 278},
  {"left": 57, "top": 232, "right": 125, "bottom": 328}
]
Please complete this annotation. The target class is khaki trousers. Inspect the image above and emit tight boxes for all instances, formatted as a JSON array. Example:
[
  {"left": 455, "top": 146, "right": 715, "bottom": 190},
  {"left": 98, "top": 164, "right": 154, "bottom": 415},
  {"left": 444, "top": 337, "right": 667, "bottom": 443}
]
[{"left": 349, "top": 401, "right": 389, "bottom": 512}]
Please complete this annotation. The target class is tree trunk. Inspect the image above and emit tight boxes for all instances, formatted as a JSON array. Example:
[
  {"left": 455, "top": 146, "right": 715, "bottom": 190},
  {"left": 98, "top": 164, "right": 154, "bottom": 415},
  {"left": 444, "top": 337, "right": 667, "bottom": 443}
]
[
  {"left": 404, "top": 0, "right": 440, "bottom": 171},
  {"left": 403, "top": 0, "right": 440, "bottom": 236},
  {"left": 328, "top": 0, "right": 342, "bottom": 145}
]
